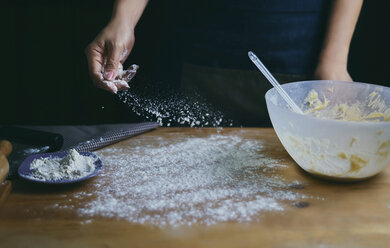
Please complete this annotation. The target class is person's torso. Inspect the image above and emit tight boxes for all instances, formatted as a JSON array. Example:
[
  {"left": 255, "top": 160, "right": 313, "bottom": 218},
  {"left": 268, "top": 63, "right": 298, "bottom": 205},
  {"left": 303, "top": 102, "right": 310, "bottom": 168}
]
[{"left": 157, "top": 0, "right": 330, "bottom": 76}]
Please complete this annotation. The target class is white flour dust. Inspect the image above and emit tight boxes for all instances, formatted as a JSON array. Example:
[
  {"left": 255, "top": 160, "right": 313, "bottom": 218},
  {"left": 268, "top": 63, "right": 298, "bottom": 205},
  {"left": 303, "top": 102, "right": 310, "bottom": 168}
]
[
  {"left": 30, "top": 149, "right": 96, "bottom": 181},
  {"left": 60, "top": 133, "right": 305, "bottom": 227},
  {"left": 101, "top": 64, "right": 232, "bottom": 127},
  {"left": 117, "top": 88, "right": 233, "bottom": 127}
]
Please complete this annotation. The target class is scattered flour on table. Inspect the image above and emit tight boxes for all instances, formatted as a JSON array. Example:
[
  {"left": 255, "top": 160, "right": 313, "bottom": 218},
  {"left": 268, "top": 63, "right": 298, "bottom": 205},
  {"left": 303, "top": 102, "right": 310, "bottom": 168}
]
[
  {"left": 57, "top": 133, "right": 306, "bottom": 227},
  {"left": 24, "top": 146, "right": 50, "bottom": 155},
  {"left": 30, "top": 149, "right": 96, "bottom": 181}
]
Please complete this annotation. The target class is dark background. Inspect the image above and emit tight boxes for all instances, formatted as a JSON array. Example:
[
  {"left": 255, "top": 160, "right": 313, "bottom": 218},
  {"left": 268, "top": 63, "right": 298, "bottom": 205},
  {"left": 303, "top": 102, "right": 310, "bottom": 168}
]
[{"left": 2, "top": 0, "right": 390, "bottom": 126}]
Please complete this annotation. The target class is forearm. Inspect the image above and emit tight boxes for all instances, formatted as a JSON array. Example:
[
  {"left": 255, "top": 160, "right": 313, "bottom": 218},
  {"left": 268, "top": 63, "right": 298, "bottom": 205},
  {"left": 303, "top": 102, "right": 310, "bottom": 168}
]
[
  {"left": 110, "top": 0, "right": 149, "bottom": 29},
  {"left": 319, "top": 0, "right": 363, "bottom": 66}
]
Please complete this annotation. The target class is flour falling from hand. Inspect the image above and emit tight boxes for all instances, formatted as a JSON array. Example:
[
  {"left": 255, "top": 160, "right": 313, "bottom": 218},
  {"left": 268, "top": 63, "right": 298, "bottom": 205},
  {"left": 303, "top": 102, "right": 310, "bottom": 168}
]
[{"left": 117, "top": 79, "right": 233, "bottom": 127}]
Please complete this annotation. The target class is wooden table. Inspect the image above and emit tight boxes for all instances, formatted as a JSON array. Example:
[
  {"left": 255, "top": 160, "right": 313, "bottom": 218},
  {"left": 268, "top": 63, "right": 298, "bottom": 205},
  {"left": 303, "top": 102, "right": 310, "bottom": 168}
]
[{"left": 1, "top": 128, "right": 390, "bottom": 247}]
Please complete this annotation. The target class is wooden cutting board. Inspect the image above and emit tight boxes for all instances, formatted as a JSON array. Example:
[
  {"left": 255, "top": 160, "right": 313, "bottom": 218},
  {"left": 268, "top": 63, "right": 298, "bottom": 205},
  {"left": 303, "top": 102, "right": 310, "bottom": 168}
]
[
  {"left": 0, "top": 181, "right": 11, "bottom": 208},
  {"left": 0, "top": 128, "right": 389, "bottom": 248},
  {"left": 0, "top": 140, "right": 12, "bottom": 207}
]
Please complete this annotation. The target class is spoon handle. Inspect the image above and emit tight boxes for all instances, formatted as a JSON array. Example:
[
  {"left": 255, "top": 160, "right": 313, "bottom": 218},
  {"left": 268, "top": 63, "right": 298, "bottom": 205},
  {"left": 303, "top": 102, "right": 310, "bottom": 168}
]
[{"left": 248, "top": 51, "right": 303, "bottom": 114}]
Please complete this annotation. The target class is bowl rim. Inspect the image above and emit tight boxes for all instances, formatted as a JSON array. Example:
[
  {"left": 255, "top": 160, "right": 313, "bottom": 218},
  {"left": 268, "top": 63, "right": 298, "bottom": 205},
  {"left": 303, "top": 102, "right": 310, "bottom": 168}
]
[{"left": 265, "top": 80, "right": 390, "bottom": 126}]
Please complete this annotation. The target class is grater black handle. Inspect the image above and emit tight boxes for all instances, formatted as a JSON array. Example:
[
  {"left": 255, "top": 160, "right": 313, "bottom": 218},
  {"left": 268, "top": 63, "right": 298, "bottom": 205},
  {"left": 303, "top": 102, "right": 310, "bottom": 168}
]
[{"left": 0, "top": 126, "right": 63, "bottom": 152}]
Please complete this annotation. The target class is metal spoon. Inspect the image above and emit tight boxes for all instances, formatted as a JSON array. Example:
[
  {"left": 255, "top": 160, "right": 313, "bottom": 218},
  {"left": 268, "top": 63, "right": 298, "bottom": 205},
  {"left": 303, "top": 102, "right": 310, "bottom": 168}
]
[{"left": 248, "top": 51, "right": 304, "bottom": 114}]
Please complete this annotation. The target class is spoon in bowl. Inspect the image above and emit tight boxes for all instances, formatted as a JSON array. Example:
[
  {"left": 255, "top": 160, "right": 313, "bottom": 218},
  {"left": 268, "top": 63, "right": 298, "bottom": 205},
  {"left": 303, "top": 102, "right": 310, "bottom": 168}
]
[{"left": 248, "top": 51, "right": 304, "bottom": 114}]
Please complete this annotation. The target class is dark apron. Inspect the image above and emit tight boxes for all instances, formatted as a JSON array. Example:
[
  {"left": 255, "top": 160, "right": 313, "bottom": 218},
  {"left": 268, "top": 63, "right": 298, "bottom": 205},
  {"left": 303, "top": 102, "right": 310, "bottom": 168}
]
[
  {"left": 153, "top": 0, "right": 330, "bottom": 126},
  {"left": 181, "top": 63, "right": 308, "bottom": 126}
]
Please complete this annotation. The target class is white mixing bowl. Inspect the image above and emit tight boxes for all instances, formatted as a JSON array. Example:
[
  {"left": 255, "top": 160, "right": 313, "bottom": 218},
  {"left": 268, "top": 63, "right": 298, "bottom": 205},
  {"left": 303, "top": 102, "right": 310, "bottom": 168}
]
[{"left": 265, "top": 80, "right": 390, "bottom": 181}]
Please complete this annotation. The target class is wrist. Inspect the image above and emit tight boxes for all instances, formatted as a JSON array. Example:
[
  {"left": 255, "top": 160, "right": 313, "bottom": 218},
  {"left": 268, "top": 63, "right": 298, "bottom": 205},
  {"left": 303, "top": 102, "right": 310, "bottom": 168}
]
[
  {"left": 317, "top": 50, "right": 348, "bottom": 70},
  {"left": 111, "top": 0, "right": 148, "bottom": 30},
  {"left": 318, "top": 42, "right": 350, "bottom": 67},
  {"left": 110, "top": 12, "right": 136, "bottom": 31}
]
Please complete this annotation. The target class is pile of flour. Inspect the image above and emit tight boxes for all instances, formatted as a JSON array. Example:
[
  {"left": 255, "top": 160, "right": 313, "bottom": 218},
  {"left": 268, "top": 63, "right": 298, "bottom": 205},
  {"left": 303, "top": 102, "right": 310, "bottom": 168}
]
[{"left": 30, "top": 149, "right": 96, "bottom": 181}]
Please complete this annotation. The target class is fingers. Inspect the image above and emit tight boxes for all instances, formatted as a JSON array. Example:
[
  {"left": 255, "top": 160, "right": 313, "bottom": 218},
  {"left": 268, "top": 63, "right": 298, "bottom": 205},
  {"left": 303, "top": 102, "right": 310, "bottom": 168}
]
[
  {"left": 85, "top": 43, "right": 118, "bottom": 94},
  {"left": 85, "top": 43, "right": 104, "bottom": 83},
  {"left": 120, "top": 49, "right": 130, "bottom": 64},
  {"left": 110, "top": 64, "right": 139, "bottom": 91},
  {"left": 104, "top": 42, "right": 122, "bottom": 81},
  {"left": 102, "top": 81, "right": 119, "bottom": 94},
  {"left": 123, "top": 64, "right": 139, "bottom": 82},
  {"left": 113, "top": 80, "right": 130, "bottom": 91},
  {"left": 120, "top": 35, "right": 135, "bottom": 64},
  {"left": 85, "top": 39, "right": 136, "bottom": 94}
]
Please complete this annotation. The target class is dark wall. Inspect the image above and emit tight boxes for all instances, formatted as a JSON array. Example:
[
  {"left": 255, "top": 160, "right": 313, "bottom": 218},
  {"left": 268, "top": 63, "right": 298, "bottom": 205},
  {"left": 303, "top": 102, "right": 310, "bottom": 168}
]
[
  {"left": 2, "top": 1, "right": 389, "bottom": 125},
  {"left": 349, "top": 1, "right": 390, "bottom": 84},
  {"left": 2, "top": 0, "right": 162, "bottom": 125}
]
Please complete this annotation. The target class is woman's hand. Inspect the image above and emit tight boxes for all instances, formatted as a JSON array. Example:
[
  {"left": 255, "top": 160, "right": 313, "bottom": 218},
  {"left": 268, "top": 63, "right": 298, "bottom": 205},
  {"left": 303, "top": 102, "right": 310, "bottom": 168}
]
[
  {"left": 314, "top": 0, "right": 362, "bottom": 82},
  {"left": 85, "top": 20, "right": 135, "bottom": 94},
  {"left": 313, "top": 60, "right": 352, "bottom": 82},
  {"left": 85, "top": 0, "right": 148, "bottom": 93}
]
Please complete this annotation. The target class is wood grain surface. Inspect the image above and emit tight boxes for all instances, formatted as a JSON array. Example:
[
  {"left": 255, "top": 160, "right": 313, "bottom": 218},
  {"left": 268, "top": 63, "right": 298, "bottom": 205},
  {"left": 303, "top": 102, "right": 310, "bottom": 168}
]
[
  {"left": 1, "top": 128, "right": 390, "bottom": 248},
  {"left": 0, "top": 181, "right": 11, "bottom": 208}
]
